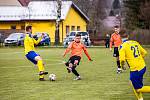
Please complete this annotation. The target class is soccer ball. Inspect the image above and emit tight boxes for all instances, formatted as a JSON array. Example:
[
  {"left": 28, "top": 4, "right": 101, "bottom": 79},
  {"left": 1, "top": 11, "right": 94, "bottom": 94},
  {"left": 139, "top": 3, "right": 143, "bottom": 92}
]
[{"left": 49, "top": 74, "right": 56, "bottom": 81}]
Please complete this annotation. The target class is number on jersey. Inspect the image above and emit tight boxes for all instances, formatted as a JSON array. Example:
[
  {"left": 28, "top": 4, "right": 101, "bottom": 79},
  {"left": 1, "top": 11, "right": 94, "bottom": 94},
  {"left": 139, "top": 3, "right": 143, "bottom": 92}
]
[{"left": 131, "top": 45, "right": 140, "bottom": 58}]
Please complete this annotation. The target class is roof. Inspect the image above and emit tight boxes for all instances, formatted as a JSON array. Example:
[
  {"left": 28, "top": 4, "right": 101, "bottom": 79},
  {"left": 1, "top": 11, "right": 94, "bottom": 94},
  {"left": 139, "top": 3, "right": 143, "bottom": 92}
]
[
  {"left": 0, "top": 6, "right": 29, "bottom": 21},
  {"left": 103, "top": 16, "right": 120, "bottom": 28},
  {"left": 0, "top": 1, "right": 89, "bottom": 21},
  {"left": 18, "top": 0, "right": 30, "bottom": 6},
  {"left": 28, "top": 1, "right": 71, "bottom": 20},
  {"left": 0, "top": 0, "right": 21, "bottom": 6}
]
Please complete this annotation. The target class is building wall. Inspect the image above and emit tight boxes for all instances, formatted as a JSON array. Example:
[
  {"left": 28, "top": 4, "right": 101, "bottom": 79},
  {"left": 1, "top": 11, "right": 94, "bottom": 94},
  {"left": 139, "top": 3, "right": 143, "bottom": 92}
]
[
  {"left": 0, "top": 21, "right": 25, "bottom": 30},
  {"left": 0, "top": 6, "right": 88, "bottom": 43},
  {"left": 25, "top": 21, "right": 56, "bottom": 42},
  {"left": 63, "top": 7, "right": 87, "bottom": 37},
  {"left": 0, "top": 21, "right": 25, "bottom": 37},
  {"left": 25, "top": 6, "right": 87, "bottom": 43}
]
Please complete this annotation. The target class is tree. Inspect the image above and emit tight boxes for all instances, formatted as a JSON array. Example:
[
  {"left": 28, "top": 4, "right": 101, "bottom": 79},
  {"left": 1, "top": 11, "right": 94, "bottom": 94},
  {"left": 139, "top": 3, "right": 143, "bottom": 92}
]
[
  {"left": 32, "top": 0, "right": 110, "bottom": 33},
  {"left": 72, "top": 0, "right": 108, "bottom": 32},
  {"left": 113, "top": 0, "right": 121, "bottom": 9},
  {"left": 109, "top": 9, "right": 115, "bottom": 16},
  {"left": 140, "top": 1, "right": 150, "bottom": 29},
  {"left": 123, "top": 0, "right": 149, "bottom": 29}
]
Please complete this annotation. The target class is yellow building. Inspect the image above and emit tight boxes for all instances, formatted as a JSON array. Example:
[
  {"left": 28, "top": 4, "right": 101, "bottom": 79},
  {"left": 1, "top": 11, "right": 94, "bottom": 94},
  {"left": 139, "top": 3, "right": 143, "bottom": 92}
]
[{"left": 0, "top": 1, "right": 89, "bottom": 43}]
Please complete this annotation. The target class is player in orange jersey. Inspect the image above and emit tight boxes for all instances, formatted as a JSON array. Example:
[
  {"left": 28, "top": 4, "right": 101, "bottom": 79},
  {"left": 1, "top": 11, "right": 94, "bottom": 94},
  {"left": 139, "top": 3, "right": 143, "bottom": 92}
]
[
  {"left": 110, "top": 25, "right": 122, "bottom": 74},
  {"left": 63, "top": 33, "right": 93, "bottom": 80}
]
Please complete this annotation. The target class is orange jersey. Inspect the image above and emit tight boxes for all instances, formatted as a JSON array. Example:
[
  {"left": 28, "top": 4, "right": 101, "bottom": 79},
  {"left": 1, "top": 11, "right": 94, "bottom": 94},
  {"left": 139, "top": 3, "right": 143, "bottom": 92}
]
[
  {"left": 64, "top": 41, "right": 91, "bottom": 60},
  {"left": 110, "top": 33, "right": 122, "bottom": 48}
]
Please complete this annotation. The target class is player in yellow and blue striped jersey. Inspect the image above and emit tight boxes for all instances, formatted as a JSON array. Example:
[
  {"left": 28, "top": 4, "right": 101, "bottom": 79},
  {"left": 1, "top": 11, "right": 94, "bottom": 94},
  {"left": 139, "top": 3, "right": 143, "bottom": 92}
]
[
  {"left": 119, "top": 31, "right": 150, "bottom": 100},
  {"left": 24, "top": 26, "right": 48, "bottom": 81}
]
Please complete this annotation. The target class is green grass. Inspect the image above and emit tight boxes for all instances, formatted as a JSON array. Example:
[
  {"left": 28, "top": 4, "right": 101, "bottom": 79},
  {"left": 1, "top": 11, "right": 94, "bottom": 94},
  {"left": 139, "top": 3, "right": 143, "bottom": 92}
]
[{"left": 0, "top": 47, "right": 150, "bottom": 100}]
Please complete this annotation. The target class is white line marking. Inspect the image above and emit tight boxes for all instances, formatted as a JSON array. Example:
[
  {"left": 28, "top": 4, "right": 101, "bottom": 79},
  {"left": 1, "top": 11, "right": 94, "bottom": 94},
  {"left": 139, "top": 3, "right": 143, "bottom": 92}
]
[
  {"left": 0, "top": 51, "right": 23, "bottom": 55},
  {"left": 0, "top": 60, "right": 65, "bottom": 69},
  {"left": 0, "top": 49, "right": 60, "bottom": 55}
]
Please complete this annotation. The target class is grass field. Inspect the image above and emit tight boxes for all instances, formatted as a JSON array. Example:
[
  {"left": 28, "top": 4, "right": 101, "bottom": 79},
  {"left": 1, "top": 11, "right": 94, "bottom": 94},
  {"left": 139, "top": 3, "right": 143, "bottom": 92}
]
[{"left": 0, "top": 47, "right": 150, "bottom": 100}]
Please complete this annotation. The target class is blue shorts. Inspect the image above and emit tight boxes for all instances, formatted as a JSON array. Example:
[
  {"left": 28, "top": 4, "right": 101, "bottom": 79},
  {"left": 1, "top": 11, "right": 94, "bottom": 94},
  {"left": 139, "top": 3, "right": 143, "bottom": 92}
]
[
  {"left": 130, "top": 67, "right": 146, "bottom": 89},
  {"left": 26, "top": 51, "right": 39, "bottom": 64}
]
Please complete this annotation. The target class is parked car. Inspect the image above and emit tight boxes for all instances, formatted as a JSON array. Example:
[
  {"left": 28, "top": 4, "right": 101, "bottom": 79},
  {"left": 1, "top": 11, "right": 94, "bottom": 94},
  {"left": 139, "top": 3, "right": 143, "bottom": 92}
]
[
  {"left": 63, "top": 31, "right": 91, "bottom": 47},
  {"left": 33, "top": 33, "right": 50, "bottom": 46},
  {"left": 4, "top": 33, "right": 25, "bottom": 46}
]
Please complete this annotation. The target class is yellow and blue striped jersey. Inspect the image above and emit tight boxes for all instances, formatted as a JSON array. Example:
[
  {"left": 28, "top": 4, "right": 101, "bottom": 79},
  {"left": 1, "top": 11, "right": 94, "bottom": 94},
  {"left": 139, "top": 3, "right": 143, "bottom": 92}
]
[
  {"left": 119, "top": 40, "right": 147, "bottom": 71},
  {"left": 24, "top": 34, "right": 42, "bottom": 55}
]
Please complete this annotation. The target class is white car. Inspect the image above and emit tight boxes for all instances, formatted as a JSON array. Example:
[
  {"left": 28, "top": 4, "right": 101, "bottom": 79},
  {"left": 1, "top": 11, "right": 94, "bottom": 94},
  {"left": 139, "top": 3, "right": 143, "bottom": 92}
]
[
  {"left": 63, "top": 31, "right": 91, "bottom": 47},
  {"left": 4, "top": 33, "right": 25, "bottom": 46}
]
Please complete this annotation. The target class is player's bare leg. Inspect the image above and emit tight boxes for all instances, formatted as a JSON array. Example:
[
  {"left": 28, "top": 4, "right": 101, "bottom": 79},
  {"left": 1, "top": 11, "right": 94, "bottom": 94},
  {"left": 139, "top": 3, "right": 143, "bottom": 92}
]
[{"left": 130, "top": 81, "right": 143, "bottom": 100}]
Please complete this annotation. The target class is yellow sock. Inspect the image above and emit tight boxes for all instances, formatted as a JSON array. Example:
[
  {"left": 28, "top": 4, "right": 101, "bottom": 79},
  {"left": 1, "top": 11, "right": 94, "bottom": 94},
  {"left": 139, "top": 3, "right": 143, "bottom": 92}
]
[
  {"left": 133, "top": 87, "right": 141, "bottom": 99},
  {"left": 39, "top": 75, "right": 44, "bottom": 78},
  {"left": 37, "top": 60, "right": 45, "bottom": 79},
  {"left": 138, "top": 92, "right": 143, "bottom": 100},
  {"left": 37, "top": 60, "right": 44, "bottom": 72},
  {"left": 138, "top": 86, "right": 150, "bottom": 93}
]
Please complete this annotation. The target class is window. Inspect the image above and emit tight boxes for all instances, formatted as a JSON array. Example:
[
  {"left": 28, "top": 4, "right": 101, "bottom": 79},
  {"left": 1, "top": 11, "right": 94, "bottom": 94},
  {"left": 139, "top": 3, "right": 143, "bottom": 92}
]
[
  {"left": 71, "top": 26, "right": 75, "bottom": 31},
  {"left": 70, "top": 32, "right": 76, "bottom": 36},
  {"left": 11, "top": 25, "right": 16, "bottom": 29},
  {"left": 78, "top": 32, "right": 88, "bottom": 36},
  {"left": 77, "top": 26, "right": 80, "bottom": 31},
  {"left": 66, "top": 26, "right": 70, "bottom": 35}
]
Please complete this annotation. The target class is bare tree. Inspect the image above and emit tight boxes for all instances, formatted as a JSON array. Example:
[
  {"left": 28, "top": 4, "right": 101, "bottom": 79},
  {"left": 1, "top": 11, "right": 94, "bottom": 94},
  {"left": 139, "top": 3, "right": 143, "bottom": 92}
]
[
  {"left": 72, "top": 0, "right": 108, "bottom": 33},
  {"left": 140, "top": 1, "right": 150, "bottom": 29}
]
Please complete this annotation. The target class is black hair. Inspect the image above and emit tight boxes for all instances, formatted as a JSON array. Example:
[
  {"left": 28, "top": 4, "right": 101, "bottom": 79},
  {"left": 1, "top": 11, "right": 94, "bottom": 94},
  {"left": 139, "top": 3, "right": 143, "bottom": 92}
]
[
  {"left": 114, "top": 25, "right": 119, "bottom": 28},
  {"left": 75, "top": 33, "right": 81, "bottom": 37},
  {"left": 119, "top": 29, "right": 128, "bottom": 38},
  {"left": 26, "top": 26, "right": 32, "bottom": 31}
]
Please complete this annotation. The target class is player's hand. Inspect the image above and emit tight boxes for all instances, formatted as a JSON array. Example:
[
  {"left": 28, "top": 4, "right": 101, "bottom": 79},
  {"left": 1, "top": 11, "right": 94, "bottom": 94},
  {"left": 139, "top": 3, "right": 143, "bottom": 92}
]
[
  {"left": 110, "top": 48, "right": 112, "bottom": 52},
  {"left": 89, "top": 59, "right": 93, "bottom": 61},
  {"left": 121, "top": 61, "right": 125, "bottom": 67},
  {"left": 62, "top": 54, "right": 65, "bottom": 57}
]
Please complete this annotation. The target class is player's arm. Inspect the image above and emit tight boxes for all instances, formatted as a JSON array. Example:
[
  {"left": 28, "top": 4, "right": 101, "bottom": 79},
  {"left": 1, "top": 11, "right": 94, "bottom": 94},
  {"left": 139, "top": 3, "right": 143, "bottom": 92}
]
[
  {"left": 82, "top": 45, "right": 92, "bottom": 61},
  {"left": 138, "top": 43, "right": 147, "bottom": 58},
  {"left": 33, "top": 37, "right": 42, "bottom": 45},
  {"left": 119, "top": 45, "right": 126, "bottom": 67},
  {"left": 33, "top": 33, "right": 44, "bottom": 45},
  {"left": 63, "top": 42, "right": 73, "bottom": 57},
  {"left": 109, "top": 35, "right": 113, "bottom": 51}
]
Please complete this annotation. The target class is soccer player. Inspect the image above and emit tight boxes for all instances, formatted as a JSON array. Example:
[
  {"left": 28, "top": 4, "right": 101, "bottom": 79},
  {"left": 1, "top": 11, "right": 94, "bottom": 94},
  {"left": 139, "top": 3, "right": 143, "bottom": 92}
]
[
  {"left": 24, "top": 26, "right": 48, "bottom": 81},
  {"left": 119, "top": 32, "right": 150, "bottom": 100},
  {"left": 63, "top": 33, "right": 92, "bottom": 80},
  {"left": 110, "top": 25, "right": 122, "bottom": 73}
]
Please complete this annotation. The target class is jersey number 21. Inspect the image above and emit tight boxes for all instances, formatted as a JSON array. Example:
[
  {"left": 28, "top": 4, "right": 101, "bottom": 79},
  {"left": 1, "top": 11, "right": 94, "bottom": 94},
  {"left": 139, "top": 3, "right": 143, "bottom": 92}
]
[{"left": 131, "top": 45, "right": 140, "bottom": 58}]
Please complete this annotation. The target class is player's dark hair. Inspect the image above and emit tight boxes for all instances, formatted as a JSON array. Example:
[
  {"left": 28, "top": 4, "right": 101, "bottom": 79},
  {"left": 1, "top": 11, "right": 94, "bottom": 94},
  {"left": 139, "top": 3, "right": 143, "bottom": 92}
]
[
  {"left": 75, "top": 33, "right": 81, "bottom": 37},
  {"left": 26, "top": 26, "right": 32, "bottom": 31},
  {"left": 119, "top": 29, "right": 128, "bottom": 38},
  {"left": 114, "top": 25, "right": 119, "bottom": 28}
]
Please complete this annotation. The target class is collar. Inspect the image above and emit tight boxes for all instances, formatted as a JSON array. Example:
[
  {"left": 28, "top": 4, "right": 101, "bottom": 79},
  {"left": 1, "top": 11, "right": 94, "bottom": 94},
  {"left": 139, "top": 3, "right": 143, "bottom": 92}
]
[
  {"left": 114, "top": 32, "right": 119, "bottom": 35},
  {"left": 122, "top": 38, "right": 128, "bottom": 43},
  {"left": 26, "top": 32, "right": 32, "bottom": 38}
]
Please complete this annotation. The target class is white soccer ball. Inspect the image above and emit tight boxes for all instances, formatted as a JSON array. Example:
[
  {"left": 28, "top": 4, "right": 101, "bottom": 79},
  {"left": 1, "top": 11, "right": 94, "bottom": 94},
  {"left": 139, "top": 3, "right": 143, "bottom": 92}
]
[{"left": 49, "top": 74, "right": 56, "bottom": 81}]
